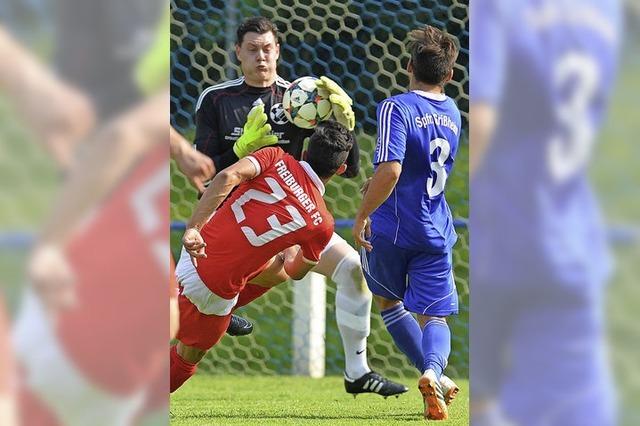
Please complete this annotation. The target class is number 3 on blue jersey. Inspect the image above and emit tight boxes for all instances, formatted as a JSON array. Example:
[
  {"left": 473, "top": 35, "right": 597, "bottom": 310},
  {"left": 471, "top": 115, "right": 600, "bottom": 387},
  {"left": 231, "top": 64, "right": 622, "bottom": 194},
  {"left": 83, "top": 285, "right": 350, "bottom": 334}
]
[{"left": 427, "top": 138, "right": 451, "bottom": 198}]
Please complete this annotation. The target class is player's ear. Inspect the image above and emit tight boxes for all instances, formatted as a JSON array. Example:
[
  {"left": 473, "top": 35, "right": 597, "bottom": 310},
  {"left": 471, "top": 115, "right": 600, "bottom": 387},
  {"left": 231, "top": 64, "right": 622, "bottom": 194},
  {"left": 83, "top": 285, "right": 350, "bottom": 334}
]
[
  {"left": 235, "top": 43, "right": 242, "bottom": 62},
  {"left": 407, "top": 60, "right": 413, "bottom": 74},
  {"left": 275, "top": 42, "right": 280, "bottom": 60},
  {"left": 335, "top": 163, "right": 347, "bottom": 176},
  {"left": 444, "top": 68, "right": 454, "bottom": 83}
]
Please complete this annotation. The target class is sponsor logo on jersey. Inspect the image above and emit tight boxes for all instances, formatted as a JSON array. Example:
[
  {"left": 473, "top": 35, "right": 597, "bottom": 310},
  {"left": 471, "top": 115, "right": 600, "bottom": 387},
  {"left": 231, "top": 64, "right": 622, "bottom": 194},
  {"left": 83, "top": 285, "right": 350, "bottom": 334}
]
[
  {"left": 270, "top": 103, "right": 288, "bottom": 125},
  {"left": 272, "top": 132, "right": 289, "bottom": 144},
  {"left": 225, "top": 127, "right": 243, "bottom": 141}
]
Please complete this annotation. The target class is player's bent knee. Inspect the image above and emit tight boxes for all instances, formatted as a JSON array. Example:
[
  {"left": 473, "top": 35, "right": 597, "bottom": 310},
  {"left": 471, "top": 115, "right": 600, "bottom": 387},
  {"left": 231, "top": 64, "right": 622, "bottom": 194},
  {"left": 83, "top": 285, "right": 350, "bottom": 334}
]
[
  {"left": 332, "top": 249, "right": 367, "bottom": 293},
  {"left": 417, "top": 315, "right": 447, "bottom": 328},
  {"left": 373, "top": 295, "right": 402, "bottom": 311},
  {"left": 177, "top": 342, "right": 206, "bottom": 364}
]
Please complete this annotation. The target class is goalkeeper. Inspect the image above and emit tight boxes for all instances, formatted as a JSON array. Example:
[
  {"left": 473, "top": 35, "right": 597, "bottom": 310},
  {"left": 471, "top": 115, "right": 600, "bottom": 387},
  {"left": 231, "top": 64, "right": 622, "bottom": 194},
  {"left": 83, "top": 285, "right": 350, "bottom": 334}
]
[{"left": 188, "top": 16, "right": 406, "bottom": 397}]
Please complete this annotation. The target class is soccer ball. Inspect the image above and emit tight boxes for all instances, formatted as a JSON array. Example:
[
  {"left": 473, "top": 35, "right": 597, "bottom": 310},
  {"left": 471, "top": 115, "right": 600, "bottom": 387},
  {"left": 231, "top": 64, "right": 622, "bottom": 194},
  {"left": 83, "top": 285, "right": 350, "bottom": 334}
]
[{"left": 282, "top": 77, "right": 332, "bottom": 129}]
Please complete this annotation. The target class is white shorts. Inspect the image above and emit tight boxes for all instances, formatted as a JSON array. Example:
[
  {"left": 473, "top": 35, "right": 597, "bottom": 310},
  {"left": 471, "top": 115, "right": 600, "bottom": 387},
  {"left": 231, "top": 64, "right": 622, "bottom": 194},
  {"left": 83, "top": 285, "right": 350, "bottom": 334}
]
[
  {"left": 175, "top": 246, "right": 238, "bottom": 316},
  {"left": 321, "top": 232, "right": 349, "bottom": 256}
]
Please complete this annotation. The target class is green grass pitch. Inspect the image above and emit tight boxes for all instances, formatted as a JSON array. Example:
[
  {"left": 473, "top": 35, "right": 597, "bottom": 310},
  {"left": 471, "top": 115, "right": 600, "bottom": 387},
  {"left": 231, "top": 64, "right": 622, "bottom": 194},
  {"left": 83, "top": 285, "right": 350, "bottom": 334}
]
[{"left": 170, "top": 375, "right": 469, "bottom": 425}]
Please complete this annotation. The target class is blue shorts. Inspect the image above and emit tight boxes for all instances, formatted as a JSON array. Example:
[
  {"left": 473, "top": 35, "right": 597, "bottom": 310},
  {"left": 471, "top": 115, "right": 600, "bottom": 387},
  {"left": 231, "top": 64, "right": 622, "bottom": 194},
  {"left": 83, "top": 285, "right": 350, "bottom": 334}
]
[{"left": 361, "top": 234, "right": 458, "bottom": 316}]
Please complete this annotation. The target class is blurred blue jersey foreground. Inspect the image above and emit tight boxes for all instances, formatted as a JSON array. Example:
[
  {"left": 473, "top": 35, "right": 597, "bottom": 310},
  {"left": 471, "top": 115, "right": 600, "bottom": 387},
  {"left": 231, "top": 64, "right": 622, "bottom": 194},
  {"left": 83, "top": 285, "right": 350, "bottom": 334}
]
[{"left": 470, "top": 0, "right": 626, "bottom": 425}]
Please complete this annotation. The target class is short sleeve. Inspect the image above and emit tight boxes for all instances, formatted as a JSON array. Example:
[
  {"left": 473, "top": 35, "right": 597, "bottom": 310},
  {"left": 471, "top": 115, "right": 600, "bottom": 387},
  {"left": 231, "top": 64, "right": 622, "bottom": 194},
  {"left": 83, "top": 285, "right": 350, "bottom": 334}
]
[
  {"left": 374, "top": 100, "right": 407, "bottom": 165},
  {"left": 299, "top": 222, "right": 333, "bottom": 264},
  {"left": 246, "top": 147, "right": 285, "bottom": 176}
]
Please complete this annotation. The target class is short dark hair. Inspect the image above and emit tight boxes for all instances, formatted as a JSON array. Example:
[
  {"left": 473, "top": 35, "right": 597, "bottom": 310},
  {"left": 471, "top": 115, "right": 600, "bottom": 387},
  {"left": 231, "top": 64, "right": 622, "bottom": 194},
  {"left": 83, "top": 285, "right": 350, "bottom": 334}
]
[
  {"left": 408, "top": 25, "right": 459, "bottom": 86},
  {"left": 236, "top": 16, "right": 280, "bottom": 46},
  {"left": 306, "top": 121, "right": 353, "bottom": 179}
]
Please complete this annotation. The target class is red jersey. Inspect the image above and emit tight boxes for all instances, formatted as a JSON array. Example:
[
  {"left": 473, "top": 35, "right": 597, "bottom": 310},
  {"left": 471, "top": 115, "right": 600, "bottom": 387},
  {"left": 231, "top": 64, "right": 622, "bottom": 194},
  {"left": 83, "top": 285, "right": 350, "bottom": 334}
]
[
  {"left": 18, "top": 144, "right": 169, "bottom": 425},
  {"left": 60, "top": 143, "right": 168, "bottom": 394},
  {"left": 197, "top": 147, "right": 334, "bottom": 298}
]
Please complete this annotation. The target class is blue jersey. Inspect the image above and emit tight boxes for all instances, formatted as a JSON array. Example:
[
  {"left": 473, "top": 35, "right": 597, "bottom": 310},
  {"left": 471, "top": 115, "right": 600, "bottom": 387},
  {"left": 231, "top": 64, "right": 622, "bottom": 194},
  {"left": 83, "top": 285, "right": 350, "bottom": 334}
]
[
  {"left": 471, "top": 0, "right": 621, "bottom": 288},
  {"left": 470, "top": 1, "right": 621, "bottom": 423},
  {"left": 371, "top": 91, "right": 461, "bottom": 253}
]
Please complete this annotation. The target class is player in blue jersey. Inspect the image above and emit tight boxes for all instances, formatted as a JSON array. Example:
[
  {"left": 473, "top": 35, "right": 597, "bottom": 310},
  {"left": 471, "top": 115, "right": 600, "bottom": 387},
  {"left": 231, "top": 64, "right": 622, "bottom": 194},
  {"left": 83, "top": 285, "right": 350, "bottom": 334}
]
[
  {"left": 352, "top": 25, "right": 461, "bottom": 421},
  {"left": 470, "top": 0, "right": 621, "bottom": 425}
]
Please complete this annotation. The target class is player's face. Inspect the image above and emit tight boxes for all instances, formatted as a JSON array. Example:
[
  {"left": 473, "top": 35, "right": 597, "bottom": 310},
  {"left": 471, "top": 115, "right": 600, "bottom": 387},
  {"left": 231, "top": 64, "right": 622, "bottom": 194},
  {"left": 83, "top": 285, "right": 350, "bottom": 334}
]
[{"left": 236, "top": 32, "right": 280, "bottom": 86}]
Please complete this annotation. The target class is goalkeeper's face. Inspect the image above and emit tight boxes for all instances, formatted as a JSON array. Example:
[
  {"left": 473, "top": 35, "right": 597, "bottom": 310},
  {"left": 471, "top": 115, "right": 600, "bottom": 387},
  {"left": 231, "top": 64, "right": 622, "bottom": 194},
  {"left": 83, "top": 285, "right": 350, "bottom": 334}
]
[{"left": 236, "top": 32, "right": 280, "bottom": 86}]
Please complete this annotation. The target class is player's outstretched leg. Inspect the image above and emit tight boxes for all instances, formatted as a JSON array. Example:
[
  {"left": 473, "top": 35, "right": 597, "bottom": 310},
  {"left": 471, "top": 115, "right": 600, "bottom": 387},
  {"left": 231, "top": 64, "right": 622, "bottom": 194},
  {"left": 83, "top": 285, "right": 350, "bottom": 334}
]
[
  {"left": 344, "top": 371, "right": 409, "bottom": 398},
  {"left": 329, "top": 246, "right": 373, "bottom": 380},
  {"left": 226, "top": 314, "right": 253, "bottom": 336},
  {"left": 315, "top": 240, "right": 380, "bottom": 383}
]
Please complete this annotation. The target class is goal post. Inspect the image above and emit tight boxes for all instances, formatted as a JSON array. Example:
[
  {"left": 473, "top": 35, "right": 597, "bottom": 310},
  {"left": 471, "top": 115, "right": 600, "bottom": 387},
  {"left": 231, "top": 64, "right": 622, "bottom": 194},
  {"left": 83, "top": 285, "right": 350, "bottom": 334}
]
[{"left": 292, "top": 272, "right": 326, "bottom": 378}]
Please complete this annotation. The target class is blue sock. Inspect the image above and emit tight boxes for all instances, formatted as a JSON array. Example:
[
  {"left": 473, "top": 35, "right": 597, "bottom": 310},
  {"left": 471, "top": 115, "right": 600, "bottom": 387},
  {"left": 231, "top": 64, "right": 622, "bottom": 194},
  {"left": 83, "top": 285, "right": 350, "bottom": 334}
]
[
  {"left": 422, "top": 318, "right": 451, "bottom": 378},
  {"left": 380, "top": 303, "right": 424, "bottom": 371}
]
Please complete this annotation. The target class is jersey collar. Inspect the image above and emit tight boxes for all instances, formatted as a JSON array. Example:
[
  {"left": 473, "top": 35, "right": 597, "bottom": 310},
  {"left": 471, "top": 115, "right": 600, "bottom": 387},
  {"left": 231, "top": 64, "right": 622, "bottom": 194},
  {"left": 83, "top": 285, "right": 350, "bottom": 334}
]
[
  {"left": 412, "top": 90, "right": 447, "bottom": 101},
  {"left": 299, "top": 161, "right": 325, "bottom": 196}
]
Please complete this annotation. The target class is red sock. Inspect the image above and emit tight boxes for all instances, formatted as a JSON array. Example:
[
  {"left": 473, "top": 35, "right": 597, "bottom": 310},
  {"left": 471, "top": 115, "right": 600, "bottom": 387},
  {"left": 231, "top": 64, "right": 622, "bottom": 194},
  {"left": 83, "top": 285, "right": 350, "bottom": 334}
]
[
  {"left": 235, "top": 284, "right": 272, "bottom": 309},
  {"left": 170, "top": 345, "right": 197, "bottom": 393}
]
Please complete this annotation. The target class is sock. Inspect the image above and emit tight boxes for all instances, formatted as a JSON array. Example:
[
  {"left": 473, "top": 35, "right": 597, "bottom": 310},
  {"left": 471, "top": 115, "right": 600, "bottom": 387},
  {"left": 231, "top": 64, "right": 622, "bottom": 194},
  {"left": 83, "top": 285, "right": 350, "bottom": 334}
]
[
  {"left": 235, "top": 283, "right": 272, "bottom": 309},
  {"left": 381, "top": 303, "right": 424, "bottom": 371},
  {"left": 333, "top": 252, "right": 372, "bottom": 379},
  {"left": 422, "top": 318, "right": 451, "bottom": 379},
  {"left": 170, "top": 345, "right": 197, "bottom": 393}
]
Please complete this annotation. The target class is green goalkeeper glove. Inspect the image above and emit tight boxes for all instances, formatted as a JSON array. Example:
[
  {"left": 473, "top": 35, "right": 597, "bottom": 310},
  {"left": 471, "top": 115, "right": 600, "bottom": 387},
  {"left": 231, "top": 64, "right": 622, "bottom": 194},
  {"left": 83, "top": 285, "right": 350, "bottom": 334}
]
[
  {"left": 233, "top": 104, "right": 279, "bottom": 158},
  {"left": 316, "top": 76, "right": 355, "bottom": 131}
]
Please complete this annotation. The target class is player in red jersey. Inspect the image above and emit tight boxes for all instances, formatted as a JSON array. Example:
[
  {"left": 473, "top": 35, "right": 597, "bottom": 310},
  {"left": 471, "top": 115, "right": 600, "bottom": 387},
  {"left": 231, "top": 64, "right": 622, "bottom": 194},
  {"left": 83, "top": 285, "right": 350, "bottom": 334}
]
[
  {"left": 170, "top": 121, "right": 351, "bottom": 392},
  {"left": 14, "top": 93, "right": 169, "bottom": 425}
]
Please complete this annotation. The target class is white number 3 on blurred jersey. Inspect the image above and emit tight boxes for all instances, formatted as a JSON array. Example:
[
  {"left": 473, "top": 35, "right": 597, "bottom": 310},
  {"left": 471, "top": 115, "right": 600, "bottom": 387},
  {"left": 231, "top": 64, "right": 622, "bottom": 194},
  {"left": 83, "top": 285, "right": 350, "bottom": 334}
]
[{"left": 548, "top": 52, "right": 600, "bottom": 183}]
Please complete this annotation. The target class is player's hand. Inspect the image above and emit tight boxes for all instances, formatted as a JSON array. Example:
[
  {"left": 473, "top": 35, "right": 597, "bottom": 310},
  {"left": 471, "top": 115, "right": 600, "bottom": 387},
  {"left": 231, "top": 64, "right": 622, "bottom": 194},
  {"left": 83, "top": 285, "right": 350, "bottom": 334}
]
[
  {"left": 28, "top": 244, "right": 77, "bottom": 313},
  {"left": 352, "top": 215, "right": 372, "bottom": 252},
  {"left": 26, "top": 80, "right": 95, "bottom": 171},
  {"left": 317, "top": 76, "right": 355, "bottom": 131},
  {"left": 174, "top": 147, "right": 215, "bottom": 193},
  {"left": 233, "top": 104, "right": 279, "bottom": 158},
  {"left": 182, "top": 228, "right": 207, "bottom": 267}
]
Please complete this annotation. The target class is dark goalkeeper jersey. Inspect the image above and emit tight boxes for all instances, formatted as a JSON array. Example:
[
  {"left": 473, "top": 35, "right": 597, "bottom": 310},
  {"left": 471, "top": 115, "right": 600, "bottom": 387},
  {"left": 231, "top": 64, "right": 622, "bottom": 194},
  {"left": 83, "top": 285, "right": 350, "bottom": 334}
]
[{"left": 194, "top": 75, "right": 360, "bottom": 177}]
